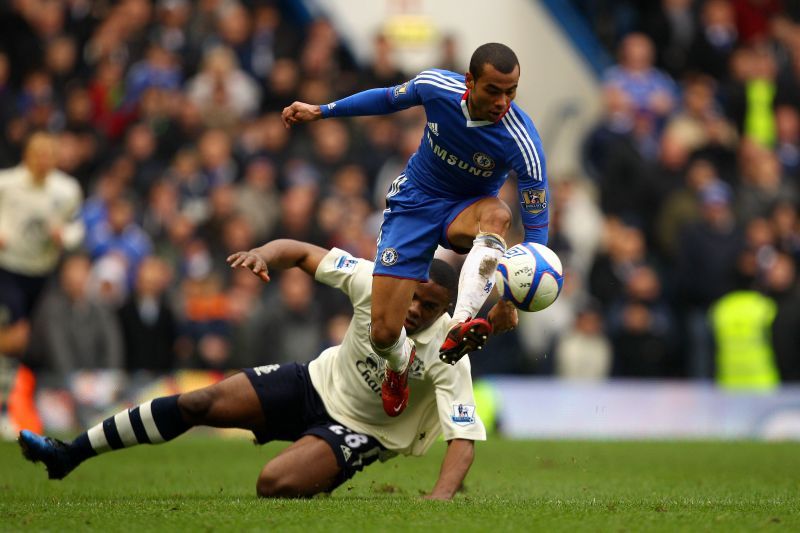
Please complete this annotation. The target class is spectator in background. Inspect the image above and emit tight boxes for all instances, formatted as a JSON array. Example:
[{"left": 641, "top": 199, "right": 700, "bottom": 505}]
[
  {"left": 608, "top": 265, "right": 677, "bottom": 377},
  {"left": 437, "top": 34, "right": 460, "bottom": 73},
  {"left": 258, "top": 112, "right": 294, "bottom": 168},
  {"left": 197, "top": 184, "right": 238, "bottom": 258},
  {"left": 688, "top": 0, "right": 739, "bottom": 81},
  {"left": 31, "top": 254, "right": 123, "bottom": 381},
  {"left": 676, "top": 181, "right": 743, "bottom": 378},
  {"left": 260, "top": 58, "right": 301, "bottom": 113},
  {"left": 142, "top": 179, "right": 181, "bottom": 251},
  {"left": 0, "top": 51, "right": 15, "bottom": 154},
  {"left": 664, "top": 74, "right": 738, "bottom": 156},
  {"left": 774, "top": 105, "right": 800, "bottom": 178},
  {"left": 555, "top": 301, "right": 612, "bottom": 380},
  {"left": 709, "top": 255, "right": 780, "bottom": 391},
  {"left": 589, "top": 221, "right": 649, "bottom": 309},
  {"left": 197, "top": 129, "right": 238, "bottom": 188},
  {"left": 213, "top": 215, "right": 255, "bottom": 280},
  {"left": 158, "top": 96, "right": 205, "bottom": 159},
  {"left": 723, "top": 46, "right": 778, "bottom": 145},
  {"left": 118, "top": 256, "right": 177, "bottom": 373},
  {"left": 257, "top": 268, "right": 324, "bottom": 364},
  {"left": 273, "top": 184, "right": 326, "bottom": 246},
  {"left": 603, "top": 32, "right": 678, "bottom": 124},
  {"left": 775, "top": 31, "right": 800, "bottom": 113},
  {"left": 186, "top": 46, "right": 261, "bottom": 128},
  {"left": 656, "top": 157, "right": 719, "bottom": 260},
  {"left": 124, "top": 42, "right": 181, "bottom": 106},
  {"left": 235, "top": 158, "right": 281, "bottom": 243},
  {"left": 308, "top": 120, "right": 353, "bottom": 181},
  {"left": 764, "top": 251, "right": 800, "bottom": 382},
  {"left": 164, "top": 149, "right": 209, "bottom": 223},
  {"left": 226, "top": 266, "right": 270, "bottom": 368},
  {"left": 770, "top": 200, "right": 800, "bottom": 261},
  {"left": 736, "top": 145, "right": 799, "bottom": 223},
  {"left": 123, "top": 122, "right": 166, "bottom": 196},
  {"left": 641, "top": 0, "right": 696, "bottom": 78},
  {"left": 150, "top": 0, "right": 196, "bottom": 69},
  {"left": 45, "top": 35, "right": 80, "bottom": 103},
  {"left": 84, "top": 195, "right": 153, "bottom": 286},
  {"left": 86, "top": 58, "right": 127, "bottom": 139},
  {"left": 214, "top": 2, "right": 256, "bottom": 78},
  {"left": 82, "top": 158, "right": 134, "bottom": 234},
  {"left": 179, "top": 267, "right": 231, "bottom": 370},
  {"left": 358, "top": 34, "right": 406, "bottom": 91},
  {"left": 585, "top": 87, "right": 659, "bottom": 226}
]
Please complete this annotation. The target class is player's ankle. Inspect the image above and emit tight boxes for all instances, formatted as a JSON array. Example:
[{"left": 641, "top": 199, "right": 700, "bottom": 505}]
[{"left": 450, "top": 312, "right": 471, "bottom": 326}]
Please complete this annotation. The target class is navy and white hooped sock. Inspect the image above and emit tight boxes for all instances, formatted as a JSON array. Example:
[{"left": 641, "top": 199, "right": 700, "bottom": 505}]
[{"left": 69, "top": 395, "right": 190, "bottom": 463}]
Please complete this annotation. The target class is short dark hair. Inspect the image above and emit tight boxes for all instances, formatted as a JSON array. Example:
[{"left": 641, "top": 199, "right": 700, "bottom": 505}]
[
  {"left": 429, "top": 259, "right": 458, "bottom": 300},
  {"left": 469, "top": 43, "right": 519, "bottom": 79}
]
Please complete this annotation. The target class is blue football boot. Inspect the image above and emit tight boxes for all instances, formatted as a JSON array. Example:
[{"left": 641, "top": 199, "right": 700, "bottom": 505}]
[{"left": 18, "top": 429, "right": 77, "bottom": 480}]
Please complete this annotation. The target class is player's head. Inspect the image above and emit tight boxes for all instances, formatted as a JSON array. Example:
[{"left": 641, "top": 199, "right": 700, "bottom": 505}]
[
  {"left": 465, "top": 43, "right": 520, "bottom": 122},
  {"left": 23, "top": 131, "right": 58, "bottom": 182},
  {"left": 404, "top": 259, "right": 457, "bottom": 335}
]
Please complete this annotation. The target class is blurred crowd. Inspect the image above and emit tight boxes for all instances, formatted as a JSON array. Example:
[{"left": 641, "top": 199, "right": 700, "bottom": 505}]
[
  {"left": 0, "top": 0, "right": 798, "bottom": 407},
  {"left": 556, "top": 0, "right": 800, "bottom": 387}
]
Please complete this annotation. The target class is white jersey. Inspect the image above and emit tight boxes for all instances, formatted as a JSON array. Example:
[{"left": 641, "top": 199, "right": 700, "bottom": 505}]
[
  {"left": 0, "top": 165, "right": 84, "bottom": 275},
  {"left": 308, "top": 248, "right": 486, "bottom": 456}
]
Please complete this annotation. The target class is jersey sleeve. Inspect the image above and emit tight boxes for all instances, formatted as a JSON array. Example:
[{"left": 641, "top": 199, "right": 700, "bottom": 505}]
[
  {"left": 429, "top": 356, "right": 487, "bottom": 442},
  {"left": 503, "top": 109, "right": 550, "bottom": 245},
  {"left": 314, "top": 247, "right": 373, "bottom": 304},
  {"left": 320, "top": 78, "right": 423, "bottom": 118}
]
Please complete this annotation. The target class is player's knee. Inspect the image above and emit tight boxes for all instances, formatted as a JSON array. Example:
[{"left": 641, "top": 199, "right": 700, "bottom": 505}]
[
  {"left": 479, "top": 202, "right": 512, "bottom": 234},
  {"left": 177, "top": 388, "right": 214, "bottom": 424},
  {"left": 256, "top": 472, "right": 302, "bottom": 499},
  {"left": 369, "top": 319, "right": 400, "bottom": 350}
]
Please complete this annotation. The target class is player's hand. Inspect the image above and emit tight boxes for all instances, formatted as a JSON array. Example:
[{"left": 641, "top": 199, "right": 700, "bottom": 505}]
[
  {"left": 226, "top": 251, "right": 270, "bottom": 283},
  {"left": 488, "top": 299, "right": 518, "bottom": 334},
  {"left": 281, "top": 102, "right": 322, "bottom": 128},
  {"left": 49, "top": 227, "right": 64, "bottom": 249}
]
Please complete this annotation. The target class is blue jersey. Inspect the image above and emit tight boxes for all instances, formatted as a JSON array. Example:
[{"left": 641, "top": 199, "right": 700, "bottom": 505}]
[{"left": 321, "top": 69, "right": 549, "bottom": 244}]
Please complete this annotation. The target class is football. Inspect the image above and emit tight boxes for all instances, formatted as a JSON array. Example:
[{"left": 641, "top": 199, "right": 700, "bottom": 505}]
[{"left": 494, "top": 243, "right": 564, "bottom": 312}]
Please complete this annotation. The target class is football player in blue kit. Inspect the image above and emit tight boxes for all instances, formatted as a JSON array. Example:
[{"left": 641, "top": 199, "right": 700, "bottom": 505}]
[{"left": 282, "top": 43, "right": 549, "bottom": 415}]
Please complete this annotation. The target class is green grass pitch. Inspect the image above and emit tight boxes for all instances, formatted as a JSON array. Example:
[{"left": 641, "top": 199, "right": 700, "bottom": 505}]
[{"left": 2, "top": 436, "right": 799, "bottom": 531}]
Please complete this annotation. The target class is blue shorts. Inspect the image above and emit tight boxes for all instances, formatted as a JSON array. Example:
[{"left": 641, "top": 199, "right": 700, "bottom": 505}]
[
  {"left": 375, "top": 175, "right": 487, "bottom": 281},
  {"left": 243, "top": 363, "right": 385, "bottom": 489}
]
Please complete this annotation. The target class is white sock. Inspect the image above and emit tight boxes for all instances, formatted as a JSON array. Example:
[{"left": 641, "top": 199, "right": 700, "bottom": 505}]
[
  {"left": 452, "top": 233, "right": 505, "bottom": 323},
  {"left": 370, "top": 326, "right": 411, "bottom": 371}
]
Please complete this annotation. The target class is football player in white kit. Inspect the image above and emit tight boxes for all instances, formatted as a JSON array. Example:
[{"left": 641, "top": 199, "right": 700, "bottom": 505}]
[{"left": 20, "top": 238, "right": 501, "bottom": 500}]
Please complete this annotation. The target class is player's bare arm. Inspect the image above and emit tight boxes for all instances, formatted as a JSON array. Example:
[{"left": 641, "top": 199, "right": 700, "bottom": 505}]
[
  {"left": 0, "top": 320, "right": 31, "bottom": 356},
  {"left": 281, "top": 101, "right": 323, "bottom": 128},
  {"left": 425, "top": 438, "right": 475, "bottom": 500},
  {"left": 227, "top": 239, "right": 329, "bottom": 282}
]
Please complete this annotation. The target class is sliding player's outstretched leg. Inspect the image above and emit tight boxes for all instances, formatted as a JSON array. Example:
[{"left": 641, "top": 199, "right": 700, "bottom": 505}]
[{"left": 18, "top": 372, "right": 265, "bottom": 479}]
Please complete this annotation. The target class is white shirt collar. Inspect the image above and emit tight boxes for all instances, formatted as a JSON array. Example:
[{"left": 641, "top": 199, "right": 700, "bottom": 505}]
[{"left": 460, "top": 93, "right": 493, "bottom": 128}]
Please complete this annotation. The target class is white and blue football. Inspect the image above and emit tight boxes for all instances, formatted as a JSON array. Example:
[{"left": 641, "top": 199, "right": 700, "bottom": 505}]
[{"left": 494, "top": 243, "right": 564, "bottom": 312}]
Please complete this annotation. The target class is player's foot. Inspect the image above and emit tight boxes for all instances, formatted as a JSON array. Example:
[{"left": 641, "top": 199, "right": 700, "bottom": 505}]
[
  {"left": 18, "top": 429, "right": 77, "bottom": 480},
  {"left": 381, "top": 342, "right": 416, "bottom": 417},
  {"left": 439, "top": 318, "right": 492, "bottom": 365}
]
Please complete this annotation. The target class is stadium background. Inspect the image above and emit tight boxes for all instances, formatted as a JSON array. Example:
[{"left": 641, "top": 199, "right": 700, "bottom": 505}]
[{"left": 0, "top": 0, "right": 799, "bottom": 439}]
